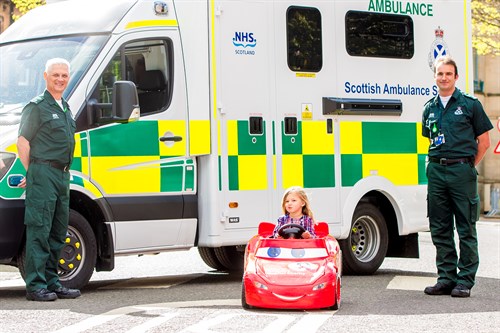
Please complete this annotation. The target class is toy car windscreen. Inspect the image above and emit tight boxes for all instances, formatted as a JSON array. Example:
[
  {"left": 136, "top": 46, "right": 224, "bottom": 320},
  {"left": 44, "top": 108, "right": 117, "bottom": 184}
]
[{"left": 256, "top": 247, "right": 328, "bottom": 259}]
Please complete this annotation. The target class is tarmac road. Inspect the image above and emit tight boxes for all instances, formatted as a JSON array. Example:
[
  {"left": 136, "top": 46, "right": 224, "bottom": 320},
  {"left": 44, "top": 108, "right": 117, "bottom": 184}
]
[{"left": 0, "top": 220, "right": 498, "bottom": 333}]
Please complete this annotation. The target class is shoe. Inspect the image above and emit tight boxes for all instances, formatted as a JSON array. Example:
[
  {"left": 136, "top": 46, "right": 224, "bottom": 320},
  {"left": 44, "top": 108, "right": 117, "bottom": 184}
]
[
  {"left": 26, "top": 288, "right": 57, "bottom": 301},
  {"left": 52, "top": 287, "right": 81, "bottom": 299},
  {"left": 451, "top": 284, "right": 471, "bottom": 298},
  {"left": 424, "top": 282, "right": 454, "bottom": 295}
]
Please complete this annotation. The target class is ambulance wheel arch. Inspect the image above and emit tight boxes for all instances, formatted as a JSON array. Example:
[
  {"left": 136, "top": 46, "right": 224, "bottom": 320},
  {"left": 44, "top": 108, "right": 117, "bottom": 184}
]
[
  {"left": 18, "top": 209, "right": 97, "bottom": 290},
  {"left": 339, "top": 177, "right": 403, "bottom": 274}
]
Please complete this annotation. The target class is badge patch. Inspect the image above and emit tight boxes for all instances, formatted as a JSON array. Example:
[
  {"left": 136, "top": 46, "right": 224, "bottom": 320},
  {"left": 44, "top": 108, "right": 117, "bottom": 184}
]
[
  {"left": 428, "top": 27, "right": 450, "bottom": 71},
  {"left": 52, "top": 114, "right": 59, "bottom": 119},
  {"left": 454, "top": 107, "right": 463, "bottom": 115}
]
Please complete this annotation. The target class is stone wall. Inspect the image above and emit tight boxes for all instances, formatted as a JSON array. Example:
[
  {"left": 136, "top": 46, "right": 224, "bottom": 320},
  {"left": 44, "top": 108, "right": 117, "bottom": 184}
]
[{"left": 476, "top": 55, "right": 500, "bottom": 214}]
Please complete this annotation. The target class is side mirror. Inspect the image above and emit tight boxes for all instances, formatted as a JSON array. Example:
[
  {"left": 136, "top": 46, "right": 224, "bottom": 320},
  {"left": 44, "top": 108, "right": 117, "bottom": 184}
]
[
  {"left": 112, "top": 81, "right": 140, "bottom": 122},
  {"left": 89, "top": 81, "right": 140, "bottom": 125}
]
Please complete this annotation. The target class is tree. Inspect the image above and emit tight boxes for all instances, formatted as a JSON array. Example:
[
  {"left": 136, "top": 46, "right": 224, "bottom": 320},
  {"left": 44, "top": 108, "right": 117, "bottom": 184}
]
[
  {"left": 472, "top": 0, "right": 500, "bottom": 55},
  {"left": 11, "top": 0, "right": 45, "bottom": 21}
]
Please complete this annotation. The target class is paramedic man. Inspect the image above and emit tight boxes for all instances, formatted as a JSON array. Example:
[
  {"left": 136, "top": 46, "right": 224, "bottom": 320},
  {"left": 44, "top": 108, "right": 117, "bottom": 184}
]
[
  {"left": 422, "top": 56, "right": 493, "bottom": 298},
  {"left": 17, "top": 58, "right": 81, "bottom": 301}
]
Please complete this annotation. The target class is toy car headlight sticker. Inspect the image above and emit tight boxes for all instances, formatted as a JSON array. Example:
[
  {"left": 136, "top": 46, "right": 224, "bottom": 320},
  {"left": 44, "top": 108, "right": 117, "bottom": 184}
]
[
  {"left": 256, "top": 247, "right": 328, "bottom": 259},
  {"left": 267, "top": 247, "right": 281, "bottom": 258},
  {"left": 291, "top": 248, "right": 305, "bottom": 258}
]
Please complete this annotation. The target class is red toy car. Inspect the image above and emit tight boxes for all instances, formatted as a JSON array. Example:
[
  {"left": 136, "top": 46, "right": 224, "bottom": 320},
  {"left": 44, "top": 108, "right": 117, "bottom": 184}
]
[{"left": 242, "top": 221, "right": 342, "bottom": 310}]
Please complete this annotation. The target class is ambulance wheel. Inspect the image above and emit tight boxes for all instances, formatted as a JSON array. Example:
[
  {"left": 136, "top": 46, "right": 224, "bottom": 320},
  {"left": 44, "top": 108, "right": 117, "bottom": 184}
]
[
  {"left": 339, "top": 203, "right": 388, "bottom": 275},
  {"left": 214, "top": 246, "right": 244, "bottom": 272},
  {"left": 198, "top": 247, "right": 226, "bottom": 271},
  {"left": 58, "top": 210, "right": 97, "bottom": 289},
  {"left": 18, "top": 210, "right": 96, "bottom": 289}
]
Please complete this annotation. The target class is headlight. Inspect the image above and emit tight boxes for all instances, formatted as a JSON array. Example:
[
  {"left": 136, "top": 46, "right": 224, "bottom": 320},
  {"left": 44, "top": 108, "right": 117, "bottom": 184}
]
[
  {"left": 312, "top": 282, "right": 326, "bottom": 290},
  {"left": 0, "top": 152, "right": 16, "bottom": 181},
  {"left": 253, "top": 281, "right": 268, "bottom": 290}
]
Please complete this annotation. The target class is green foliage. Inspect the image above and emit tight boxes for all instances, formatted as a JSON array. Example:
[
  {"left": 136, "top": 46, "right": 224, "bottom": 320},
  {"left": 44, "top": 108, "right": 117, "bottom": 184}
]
[
  {"left": 472, "top": 0, "right": 500, "bottom": 55},
  {"left": 11, "top": 0, "right": 45, "bottom": 21}
]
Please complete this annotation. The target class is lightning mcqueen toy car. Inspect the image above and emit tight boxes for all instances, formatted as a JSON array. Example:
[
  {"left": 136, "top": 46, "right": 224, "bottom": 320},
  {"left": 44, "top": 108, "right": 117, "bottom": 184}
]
[{"left": 242, "top": 222, "right": 342, "bottom": 310}]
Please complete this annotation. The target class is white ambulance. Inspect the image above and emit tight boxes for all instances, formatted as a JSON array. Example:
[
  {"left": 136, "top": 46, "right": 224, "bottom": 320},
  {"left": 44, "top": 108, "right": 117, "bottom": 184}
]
[{"left": 0, "top": 0, "right": 473, "bottom": 288}]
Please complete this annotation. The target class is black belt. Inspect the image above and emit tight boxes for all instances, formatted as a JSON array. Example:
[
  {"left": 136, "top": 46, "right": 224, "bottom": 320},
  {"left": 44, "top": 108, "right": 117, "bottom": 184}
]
[
  {"left": 31, "top": 159, "right": 69, "bottom": 172},
  {"left": 429, "top": 157, "right": 473, "bottom": 166}
]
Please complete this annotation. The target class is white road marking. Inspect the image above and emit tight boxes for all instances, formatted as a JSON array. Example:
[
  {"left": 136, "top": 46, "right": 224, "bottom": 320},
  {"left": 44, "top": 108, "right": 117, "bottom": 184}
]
[
  {"left": 287, "top": 314, "right": 332, "bottom": 333},
  {"left": 181, "top": 313, "right": 238, "bottom": 333},
  {"left": 125, "top": 312, "right": 179, "bottom": 333},
  {"left": 387, "top": 275, "right": 436, "bottom": 291},
  {"left": 258, "top": 314, "right": 296, "bottom": 333}
]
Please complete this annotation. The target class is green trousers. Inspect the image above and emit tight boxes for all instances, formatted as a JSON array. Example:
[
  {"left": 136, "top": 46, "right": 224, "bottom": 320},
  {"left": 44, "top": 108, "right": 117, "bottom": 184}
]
[
  {"left": 24, "top": 163, "right": 70, "bottom": 292},
  {"left": 426, "top": 161, "right": 480, "bottom": 288}
]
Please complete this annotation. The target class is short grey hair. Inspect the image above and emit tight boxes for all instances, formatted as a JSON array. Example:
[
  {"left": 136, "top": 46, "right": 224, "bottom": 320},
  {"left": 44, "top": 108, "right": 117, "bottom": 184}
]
[{"left": 45, "top": 58, "right": 71, "bottom": 73}]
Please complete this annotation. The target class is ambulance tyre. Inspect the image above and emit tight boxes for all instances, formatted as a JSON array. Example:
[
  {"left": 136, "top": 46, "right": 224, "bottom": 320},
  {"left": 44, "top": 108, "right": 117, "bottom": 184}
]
[
  {"left": 339, "top": 203, "right": 388, "bottom": 275},
  {"left": 214, "top": 246, "right": 244, "bottom": 272},
  {"left": 198, "top": 247, "right": 226, "bottom": 271},
  {"left": 18, "top": 209, "right": 97, "bottom": 290}
]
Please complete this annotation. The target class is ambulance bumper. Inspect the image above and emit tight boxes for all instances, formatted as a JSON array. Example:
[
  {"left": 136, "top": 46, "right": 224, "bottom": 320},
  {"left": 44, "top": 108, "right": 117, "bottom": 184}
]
[{"left": 0, "top": 198, "right": 25, "bottom": 263}]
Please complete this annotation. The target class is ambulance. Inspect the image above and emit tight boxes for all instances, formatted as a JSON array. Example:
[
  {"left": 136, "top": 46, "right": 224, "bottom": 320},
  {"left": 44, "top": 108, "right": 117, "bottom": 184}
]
[{"left": 0, "top": 0, "right": 473, "bottom": 288}]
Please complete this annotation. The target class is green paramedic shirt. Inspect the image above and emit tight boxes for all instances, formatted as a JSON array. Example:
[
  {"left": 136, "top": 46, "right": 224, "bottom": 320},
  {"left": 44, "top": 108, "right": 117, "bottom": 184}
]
[
  {"left": 18, "top": 90, "right": 76, "bottom": 165},
  {"left": 422, "top": 88, "right": 493, "bottom": 158}
]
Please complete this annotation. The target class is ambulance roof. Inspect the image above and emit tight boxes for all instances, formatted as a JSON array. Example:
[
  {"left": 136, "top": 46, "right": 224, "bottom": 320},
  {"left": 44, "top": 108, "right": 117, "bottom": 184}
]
[{"left": 0, "top": 0, "right": 137, "bottom": 44}]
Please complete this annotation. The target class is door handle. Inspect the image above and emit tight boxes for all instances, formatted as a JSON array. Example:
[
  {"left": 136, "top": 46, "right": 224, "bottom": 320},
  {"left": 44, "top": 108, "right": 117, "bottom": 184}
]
[{"left": 159, "top": 136, "right": 183, "bottom": 142}]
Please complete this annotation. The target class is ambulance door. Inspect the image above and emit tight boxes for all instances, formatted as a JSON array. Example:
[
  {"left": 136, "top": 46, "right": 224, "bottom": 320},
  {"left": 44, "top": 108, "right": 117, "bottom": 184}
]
[
  {"left": 273, "top": 2, "right": 340, "bottom": 225},
  {"left": 83, "top": 33, "right": 195, "bottom": 252},
  {"left": 216, "top": 0, "right": 275, "bottom": 242}
]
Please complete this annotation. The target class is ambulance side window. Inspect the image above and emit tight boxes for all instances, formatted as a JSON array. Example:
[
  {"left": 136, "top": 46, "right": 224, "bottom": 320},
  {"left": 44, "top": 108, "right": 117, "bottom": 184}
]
[
  {"left": 96, "top": 38, "right": 173, "bottom": 116},
  {"left": 345, "top": 11, "right": 414, "bottom": 59},
  {"left": 286, "top": 6, "right": 322, "bottom": 72}
]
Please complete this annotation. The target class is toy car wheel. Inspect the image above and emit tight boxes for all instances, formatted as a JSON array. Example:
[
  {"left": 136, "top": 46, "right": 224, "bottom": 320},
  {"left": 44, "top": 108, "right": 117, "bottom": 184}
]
[
  {"left": 241, "top": 281, "right": 253, "bottom": 309},
  {"left": 329, "top": 275, "right": 341, "bottom": 310},
  {"left": 277, "top": 223, "right": 306, "bottom": 239}
]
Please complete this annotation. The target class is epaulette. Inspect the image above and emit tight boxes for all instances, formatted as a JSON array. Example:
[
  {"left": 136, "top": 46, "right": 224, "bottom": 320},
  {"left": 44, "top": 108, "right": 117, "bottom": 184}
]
[
  {"left": 29, "top": 95, "right": 44, "bottom": 105},
  {"left": 462, "top": 92, "right": 478, "bottom": 101},
  {"left": 423, "top": 96, "right": 436, "bottom": 108}
]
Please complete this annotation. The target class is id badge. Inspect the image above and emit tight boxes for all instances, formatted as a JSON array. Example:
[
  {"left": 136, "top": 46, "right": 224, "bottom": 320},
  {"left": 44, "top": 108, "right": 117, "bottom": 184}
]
[{"left": 434, "top": 133, "right": 445, "bottom": 146}]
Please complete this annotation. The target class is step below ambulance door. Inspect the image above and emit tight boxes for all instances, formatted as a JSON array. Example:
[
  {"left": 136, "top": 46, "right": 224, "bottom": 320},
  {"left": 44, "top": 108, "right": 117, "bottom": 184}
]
[{"left": 81, "top": 36, "right": 193, "bottom": 250}]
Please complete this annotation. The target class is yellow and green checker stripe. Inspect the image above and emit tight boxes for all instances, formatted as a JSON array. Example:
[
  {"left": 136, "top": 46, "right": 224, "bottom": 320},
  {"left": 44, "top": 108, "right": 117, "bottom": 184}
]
[
  {"left": 227, "top": 120, "right": 268, "bottom": 191},
  {"left": 340, "top": 121, "right": 429, "bottom": 186},
  {"left": 73, "top": 120, "right": 195, "bottom": 194},
  {"left": 282, "top": 120, "right": 335, "bottom": 189}
]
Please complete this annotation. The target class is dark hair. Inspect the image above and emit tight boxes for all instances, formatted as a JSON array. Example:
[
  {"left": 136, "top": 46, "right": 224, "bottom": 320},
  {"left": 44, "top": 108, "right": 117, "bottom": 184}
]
[{"left": 434, "top": 55, "right": 458, "bottom": 76}]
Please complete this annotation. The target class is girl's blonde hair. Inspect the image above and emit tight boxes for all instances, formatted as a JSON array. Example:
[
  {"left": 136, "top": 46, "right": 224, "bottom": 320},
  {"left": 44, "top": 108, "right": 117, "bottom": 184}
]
[{"left": 281, "top": 186, "right": 314, "bottom": 220}]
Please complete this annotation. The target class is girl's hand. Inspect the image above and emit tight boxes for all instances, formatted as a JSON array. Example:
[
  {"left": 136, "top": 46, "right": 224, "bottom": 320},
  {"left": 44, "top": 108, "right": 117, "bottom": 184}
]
[{"left": 302, "top": 231, "right": 311, "bottom": 239}]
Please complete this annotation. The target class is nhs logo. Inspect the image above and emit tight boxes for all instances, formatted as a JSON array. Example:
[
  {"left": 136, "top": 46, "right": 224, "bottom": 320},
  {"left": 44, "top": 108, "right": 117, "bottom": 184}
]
[{"left": 233, "top": 32, "right": 257, "bottom": 55}]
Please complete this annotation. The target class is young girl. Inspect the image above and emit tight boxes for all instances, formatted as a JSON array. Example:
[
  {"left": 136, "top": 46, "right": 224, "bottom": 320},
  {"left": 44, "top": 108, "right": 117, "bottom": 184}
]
[{"left": 272, "top": 186, "right": 316, "bottom": 239}]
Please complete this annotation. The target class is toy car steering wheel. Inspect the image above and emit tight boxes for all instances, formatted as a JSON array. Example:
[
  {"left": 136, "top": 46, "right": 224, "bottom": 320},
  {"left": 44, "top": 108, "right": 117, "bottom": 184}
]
[{"left": 277, "top": 223, "right": 306, "bottom": 239}]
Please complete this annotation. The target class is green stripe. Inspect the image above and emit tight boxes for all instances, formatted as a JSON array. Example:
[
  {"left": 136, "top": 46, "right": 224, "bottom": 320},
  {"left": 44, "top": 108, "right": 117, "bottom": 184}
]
[
  {"left": 228, "top": 156, "right": 239, "bottom": 190},
  {"left": 71, "top": 157, "right": 82, "bottom": 172},
  {"left": 418, "top": 154, "right": 428, "bottom": 185},
  {"left": 341, "top": 154, "right": 362, "bottom": 186},
  {"left": 90, "top": 121, "right": 159, "bottom": 156},
  {"left": 160, "top": 165, "right": 183, "bottom": 192},
  {"left": 303, "top": 155, "right": 335, "bottom": 188},
  {"left": 362, "top": 122, "right": 417, "bottom": 154},
  {"left": 282, "top": 121, "right": 302, "bottom": 155},
  {"left": 237, "top": 120, "right": 266, "bottom": 155}
]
